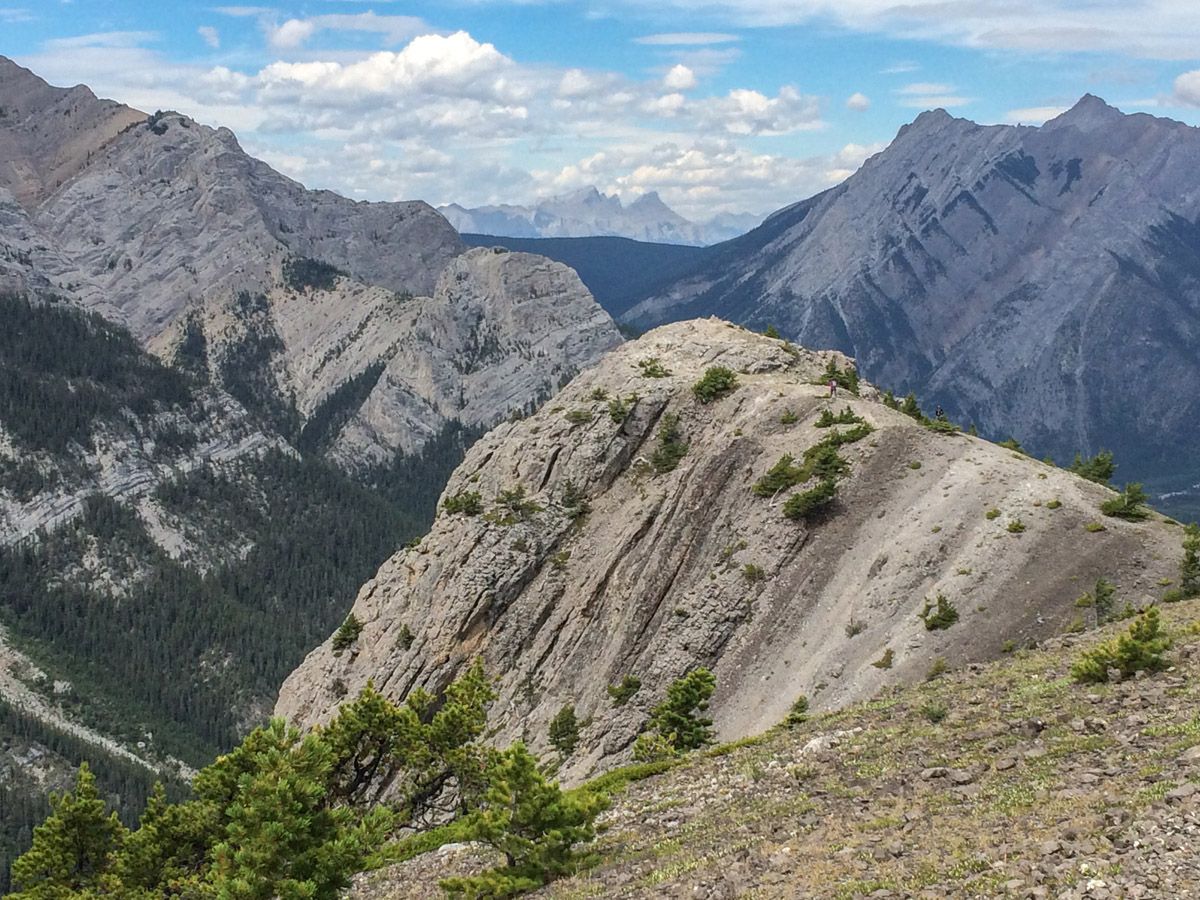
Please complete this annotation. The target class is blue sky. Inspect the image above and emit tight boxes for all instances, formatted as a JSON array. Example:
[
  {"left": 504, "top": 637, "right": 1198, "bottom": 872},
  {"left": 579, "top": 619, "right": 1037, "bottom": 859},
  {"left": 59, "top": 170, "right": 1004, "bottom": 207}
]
[{"left": 4, "top": 1, "right": 1200, "bottom": 219}]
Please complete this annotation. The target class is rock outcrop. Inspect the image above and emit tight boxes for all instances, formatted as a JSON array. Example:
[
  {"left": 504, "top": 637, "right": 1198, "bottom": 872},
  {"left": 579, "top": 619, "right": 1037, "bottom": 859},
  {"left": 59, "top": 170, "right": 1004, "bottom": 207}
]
[
  {"left": 623, "top": 96, "right": 1200, "bottom": 517},
  {"left": 277, "top": 319, "right": 1180, "bottom": 778}
]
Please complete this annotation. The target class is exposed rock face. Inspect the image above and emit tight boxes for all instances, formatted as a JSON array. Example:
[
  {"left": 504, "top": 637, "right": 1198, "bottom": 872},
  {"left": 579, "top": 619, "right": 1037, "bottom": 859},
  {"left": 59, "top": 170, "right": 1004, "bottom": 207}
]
[
  {"left": 625, "top": 96, "right": 1200, "bottom": 513},
  {"left": 0, "top": 57, "right": 145, "bottom": 211},
  {"left": 440, "top": 187, "right": 758, "bottom": 246},
  {"left": 0, "top": 57, "right": 621, "bottom": 472},
  {"left": 276, "top": 319, "right": 1179, "bottom": 779}
]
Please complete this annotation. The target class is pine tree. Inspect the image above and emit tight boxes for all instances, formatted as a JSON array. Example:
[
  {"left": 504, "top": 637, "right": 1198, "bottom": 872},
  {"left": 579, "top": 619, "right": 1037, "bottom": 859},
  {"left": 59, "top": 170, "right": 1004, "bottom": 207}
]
[
  {"left": 441, "top": 744, "right": 605, "bottom": 896},
  {"left": 646, "top": 669, "right": 717, "bottom": 753},
  {"left": 1182, "top": 524, "right": 1200, "bottom": 598},
  {"left": 548, "top": 705, "right": 580, "bottom": 757},
  {"left": 9, "top": 763, "right": 127, "bottom": 896}
]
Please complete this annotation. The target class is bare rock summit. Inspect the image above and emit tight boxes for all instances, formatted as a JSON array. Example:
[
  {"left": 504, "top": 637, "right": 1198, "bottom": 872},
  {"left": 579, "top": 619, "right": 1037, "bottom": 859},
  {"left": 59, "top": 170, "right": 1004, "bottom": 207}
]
[{"left": 276, "top": 319, "right": 1179, "bottom": 779}]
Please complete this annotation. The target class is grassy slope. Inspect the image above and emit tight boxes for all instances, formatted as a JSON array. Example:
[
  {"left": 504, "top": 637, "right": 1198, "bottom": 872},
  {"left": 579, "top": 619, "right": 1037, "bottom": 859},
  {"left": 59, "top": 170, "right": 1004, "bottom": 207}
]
[{"left": 358, "top": 598, "right": 1200, "bottom": 898}]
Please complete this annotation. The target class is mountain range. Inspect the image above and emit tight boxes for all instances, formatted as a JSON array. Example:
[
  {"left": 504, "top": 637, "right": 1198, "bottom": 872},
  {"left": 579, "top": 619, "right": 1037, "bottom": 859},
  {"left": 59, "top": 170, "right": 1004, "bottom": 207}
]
[
  {"left": 616, "top": 96, "right": 1200, "bottom": 519},
  {"left": 0, "top": 54, "right": 620, "bottom": 883},
  {"left": 439, "top": 187, "right": 760, "bottom": 246}
]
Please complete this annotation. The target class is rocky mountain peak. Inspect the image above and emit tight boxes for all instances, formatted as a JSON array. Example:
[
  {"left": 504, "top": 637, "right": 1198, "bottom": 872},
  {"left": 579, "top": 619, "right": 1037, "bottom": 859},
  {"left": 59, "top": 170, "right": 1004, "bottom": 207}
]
[
  {"left": 1045, "top": 93, "right": 1126, "bottom": 131},
  {"left": 276, "top": 318, "right": 1178, "bottom": 780}
]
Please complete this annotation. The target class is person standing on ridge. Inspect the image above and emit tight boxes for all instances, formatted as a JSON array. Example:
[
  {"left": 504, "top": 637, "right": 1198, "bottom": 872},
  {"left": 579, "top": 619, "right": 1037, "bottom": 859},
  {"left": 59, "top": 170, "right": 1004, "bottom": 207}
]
[{"left": 829, "top": 378, "right": 837, "bottom": 399}]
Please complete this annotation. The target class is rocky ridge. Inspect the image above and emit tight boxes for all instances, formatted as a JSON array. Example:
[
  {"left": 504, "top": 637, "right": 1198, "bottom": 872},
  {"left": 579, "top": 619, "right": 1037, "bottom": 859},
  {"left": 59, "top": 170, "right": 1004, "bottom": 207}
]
[{"left": 277, "top": 319, "right": 1181, "bottom": 781}]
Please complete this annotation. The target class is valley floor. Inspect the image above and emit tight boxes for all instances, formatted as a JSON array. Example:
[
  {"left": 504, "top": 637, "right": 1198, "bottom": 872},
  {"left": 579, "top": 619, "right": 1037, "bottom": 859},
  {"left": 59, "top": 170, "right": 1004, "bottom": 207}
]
[{"left": 353, "top": 599, "right": 1200, "bottom": 899}]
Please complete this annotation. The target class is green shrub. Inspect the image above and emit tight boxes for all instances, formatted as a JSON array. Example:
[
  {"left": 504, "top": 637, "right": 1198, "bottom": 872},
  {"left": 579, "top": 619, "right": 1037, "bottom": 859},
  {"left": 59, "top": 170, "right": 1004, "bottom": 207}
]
[
  {"left": 921, "top": 700, "right": 948, "bottom": 723},
  {"left": 845, "top": 619, "right": 867, "bottom": 638},
  {"left": 442, "top": 490, "right": 483, "bottom": 516},
  {"left": 1001, "top": 639, "right": 1016, "bottom": 654},
  {"left": 396, "top": 624, "right": 415, "bottom": 651},
  {"left": 692, "top": 366, "right": 739, "bottom": 403},
  {"left": 1085, "top": 521, "right": 1107, "bottom": 532},
  {"left": 742, "top": 563, "right": 766, "bottom": 583},
  {"left": 763, "top": 324, "right": 781, "bottom": 339},
  {"left": 784, "top": 696, "right": 809, "bottom": 727},
  {"left": 548, "top": 705, "right": 580, "bottom": 757},
  {"left": 607, "top": 675, "right": 641, "bottom": 707},
  {"left": 588, "top": 387, "right": 609, "bottom": 401},
  {"left": 815, "top": 406, "right": 864, "bottom": 428},
  {"left": 607, "top": 395, "right": 631, "bottom": 423},
  {"left": 817, "top": 359, "right": 859, "bottom": 394},
  {"left": 985, "top": 508, "right": 1001, "bottom": 520},
  {"left": 1070, "top": 450, "right": 1116, "bottom": 486},
  {"left": 924, "top": 418, "right": 959, "bottom": 435},
  {"left": 1047, "top": 499, "right": 1062, "bottom": 510},
  {"left": 488, "top": 486, "right": 543, "bottom": 525},
  {"left": 1071, "top": 607, "right": 1171, "bottom": 683},
  {"left": 899, "top": 393, "right": 923, "bottom": 420},
  {"left": 332, "top": 613, "right": 363, "bottom": 652},
  {"left": 783, "top": 479, "right": 838, "bottom": 520},
  {"left": 919, "top": 594, "right": 959, "bottom": 630},
  {"left": 1077, "top": 577, "right": 1118, "bottom": 624},
  {"left": 779, "top": 408, "right": 799, "bottom": 425},
  {"left": 631, "top": 732, "right": 677, "bottom": 763},
  {"left": 753, "top": 454, "right": 806, "bottom": 497},
  {"left": 650, "top": 413, "right": 688, "bottom": 474},
  {"left": 1007, "top": 519, "right": 1026, "bottom": 534},
  {"left": 925, "top": 658, "right": 948, "bottom": 681},
  {"left": 871, "top": 648, "right": 894, "bottom": 669},
  {"left": 908, "top": 461, "right": 922, "bottom": 470},
  {"left": 822, "top": 422, "right": 874, "bottom": 446},
  {"left": 560, "top": 480, "right": 590, "bottom": 519},
  {"left": 1101, "top": 483, "right": 1150, "bottom": 521},
  {"left": 998, "top": 437, "right": 1026, "bottom": 454},
  {"left": 636, "top": 358, "right": 671, "bottom": 378},
  {"left": 1177, "top": 522, "right": 1200, "bottom": 598},
  {"left": 564, "top": 408, "right": 592, "bottom": 426}
]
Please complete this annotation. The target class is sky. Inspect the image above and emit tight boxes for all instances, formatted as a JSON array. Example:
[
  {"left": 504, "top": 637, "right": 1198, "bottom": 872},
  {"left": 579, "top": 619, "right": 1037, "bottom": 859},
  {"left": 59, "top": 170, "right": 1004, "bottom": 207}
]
[{"left": 4, "top": 1, "right": 1200, "bottom": 221}]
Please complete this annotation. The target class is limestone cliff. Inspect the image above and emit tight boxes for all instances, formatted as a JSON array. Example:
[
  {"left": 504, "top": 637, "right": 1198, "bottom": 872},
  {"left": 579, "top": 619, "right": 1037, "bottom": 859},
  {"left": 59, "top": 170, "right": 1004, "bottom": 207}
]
[{"left": 276, "top": 319, "right": 1180, "bottom": 778}]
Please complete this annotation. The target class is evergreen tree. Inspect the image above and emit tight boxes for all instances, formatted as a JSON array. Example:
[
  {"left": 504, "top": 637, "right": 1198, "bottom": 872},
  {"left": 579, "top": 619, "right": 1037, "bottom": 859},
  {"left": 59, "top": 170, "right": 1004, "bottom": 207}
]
[
  {"left": 9, "top": 764, "right": 127, "bottom": 897},
  {"left": 1070, "top": 450, "right": 1116, "bottom": 486},
  {"left": 548, "top": 705, "right": 580, "bottom": 758},
  {"left": 1182, "top": 524, "right": 1200, "bottom": 598},
  {"left": 441, "top": 744, "right": 605, "bottom": 896},
  {"left": 646, "top": 669, "right": 716, "bottom": 753}
]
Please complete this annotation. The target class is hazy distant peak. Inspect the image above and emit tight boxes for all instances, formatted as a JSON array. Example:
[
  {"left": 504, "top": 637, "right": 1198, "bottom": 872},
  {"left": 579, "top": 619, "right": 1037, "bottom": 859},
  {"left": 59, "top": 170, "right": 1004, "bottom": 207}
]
[{"left": 439, "top": 186, "right": 760, "bottom": 246}]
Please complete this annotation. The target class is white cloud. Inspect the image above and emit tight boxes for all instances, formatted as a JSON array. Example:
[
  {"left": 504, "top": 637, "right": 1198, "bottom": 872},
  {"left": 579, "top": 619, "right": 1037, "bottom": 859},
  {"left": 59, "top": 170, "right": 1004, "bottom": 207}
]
[
  {"left": 0, "top": 7, "right": 34, "bottom": 23},
  {"left": 846, "top": 91, "right": 870, "bottom": 111},
  {"left": 264, "top": 12, "right": 430, "bottom": 50},
  {"left": 1175, "top": 70, "right": 1200, "bottom": 107},
  {"left": 663, "top": 64, "right": 697, "bottom": 91},
  {"left": 634, "top": 32, "right": 740, "bottom": 45},
  {"left": 611, "top": 0, "right": 1200, "bottom": 60},
  {"left": 44, "top": 31, "right": 159, "bottom": 50},
  {"left": 695, "top": 86, "right": 822, "bottom": 135},
  {"left": 197, "top": 25, "right": 221, "bottom": 49},
  {"left": 18, "top": 27, "right": 839, "bottom": 218},
  {"left": 879, "top": 61, "right": 919, "bottom": 74},
  {"left": 268, "top": 19, "right": 315, "bottom": 49},
  {"left": 895, "top": 82, "right": 971, "bottom": 109},
  {"left": 1003, "top": 105, "right": 1069, "bottom": 124}
]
